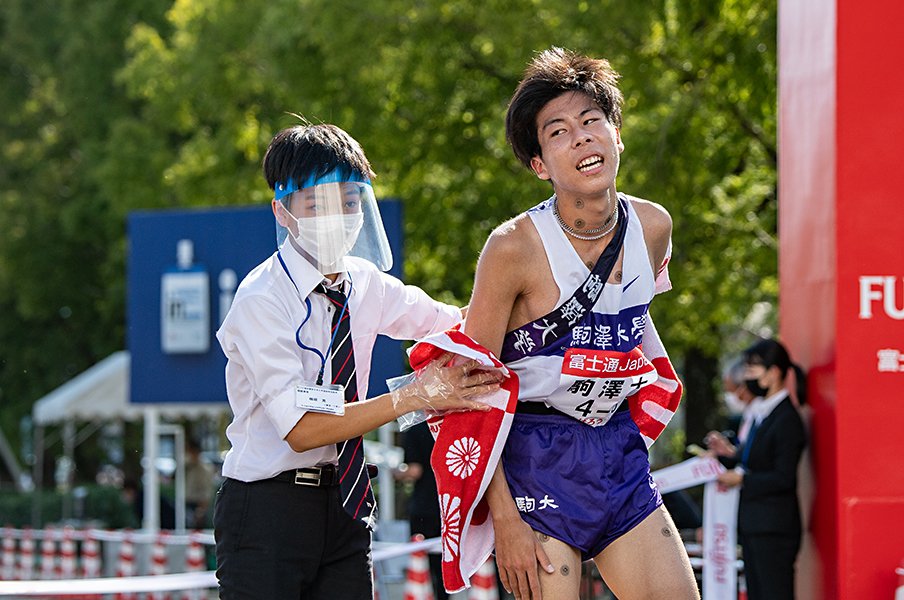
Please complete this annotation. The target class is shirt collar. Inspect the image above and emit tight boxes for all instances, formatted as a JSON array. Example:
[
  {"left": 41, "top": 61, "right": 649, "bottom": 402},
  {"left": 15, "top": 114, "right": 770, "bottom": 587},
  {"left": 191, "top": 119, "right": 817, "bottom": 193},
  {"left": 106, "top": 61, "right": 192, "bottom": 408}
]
[
  {"left": 753, "top": 389, "right": 789, "bottom": 423},
  {"left": 278, "top": 243, "right": 337, "bottom": 297}
]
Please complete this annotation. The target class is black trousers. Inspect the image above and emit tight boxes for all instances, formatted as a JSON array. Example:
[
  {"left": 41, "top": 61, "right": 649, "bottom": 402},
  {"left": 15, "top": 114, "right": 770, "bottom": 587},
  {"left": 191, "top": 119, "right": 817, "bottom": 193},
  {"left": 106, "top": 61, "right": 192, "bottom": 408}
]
[
  {"left": 741, "top": 533, "right": 800, "bottom": 600},
  {"left": 214, "top": 477, "right": 372, "bottom": 600}
]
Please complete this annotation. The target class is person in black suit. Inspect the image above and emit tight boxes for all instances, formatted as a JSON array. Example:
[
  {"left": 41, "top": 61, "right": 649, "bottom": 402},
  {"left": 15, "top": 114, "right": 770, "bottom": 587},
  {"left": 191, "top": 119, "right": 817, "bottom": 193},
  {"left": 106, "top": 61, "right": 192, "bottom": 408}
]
[{"left": 713, "top": 338, "right": 807, "bottom": 600}]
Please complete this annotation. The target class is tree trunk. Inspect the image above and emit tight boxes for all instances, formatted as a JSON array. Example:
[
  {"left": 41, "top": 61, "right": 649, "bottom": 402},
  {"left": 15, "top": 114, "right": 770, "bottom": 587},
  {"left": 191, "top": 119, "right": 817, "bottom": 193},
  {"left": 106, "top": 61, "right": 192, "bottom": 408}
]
[{"left": 682, "top": 346, "right": 721, "bottom": 448}]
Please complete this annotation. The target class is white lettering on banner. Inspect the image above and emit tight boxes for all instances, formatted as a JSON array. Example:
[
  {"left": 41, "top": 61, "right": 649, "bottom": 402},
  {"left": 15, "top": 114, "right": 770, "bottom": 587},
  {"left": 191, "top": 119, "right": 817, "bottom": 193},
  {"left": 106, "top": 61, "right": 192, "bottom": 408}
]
[
  {"left": 877, "top": 348, "right": 904, "bottom": 372},
  {"left": 859, "top": 276, "right": 904, "bottom": 319}
]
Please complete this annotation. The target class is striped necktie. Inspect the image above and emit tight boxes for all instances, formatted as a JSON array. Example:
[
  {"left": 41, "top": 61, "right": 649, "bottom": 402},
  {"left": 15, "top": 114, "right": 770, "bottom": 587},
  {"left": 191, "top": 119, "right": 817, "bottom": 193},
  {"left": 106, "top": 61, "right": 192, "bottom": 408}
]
[{"left": 320, "top": 285, "right": 376, "bottom": 528}]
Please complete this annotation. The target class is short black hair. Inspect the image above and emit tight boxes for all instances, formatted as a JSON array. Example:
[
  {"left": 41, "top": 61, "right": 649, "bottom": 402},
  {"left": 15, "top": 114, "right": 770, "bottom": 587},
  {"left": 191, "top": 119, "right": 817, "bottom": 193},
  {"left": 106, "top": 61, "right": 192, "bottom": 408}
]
[
  {"left": 743, "top": 338, "right": 807, "bottom": 404},
  {"left": 262, "top": 121, "right": 375, "bottom": 191},
  {"left": 506, "top": 47, "right": 624, "bottom": 169}
]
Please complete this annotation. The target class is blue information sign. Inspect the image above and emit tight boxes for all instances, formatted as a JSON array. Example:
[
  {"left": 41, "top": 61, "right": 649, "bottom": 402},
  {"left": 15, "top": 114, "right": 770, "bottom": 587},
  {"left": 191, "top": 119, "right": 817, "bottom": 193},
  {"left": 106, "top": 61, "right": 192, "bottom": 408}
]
[{"left": 127, "top": 201, "right": 405, "bottom": 404}]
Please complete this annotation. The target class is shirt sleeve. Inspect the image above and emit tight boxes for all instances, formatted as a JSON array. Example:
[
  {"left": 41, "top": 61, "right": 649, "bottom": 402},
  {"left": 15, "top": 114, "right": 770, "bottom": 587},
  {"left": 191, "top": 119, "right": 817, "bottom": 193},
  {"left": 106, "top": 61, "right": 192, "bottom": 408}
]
[
  {"left": 372, "top": 271, "right": 462, "bottom": 340},
  {"left": 217, "top": 292, "right": 311, "bottom": 440}
]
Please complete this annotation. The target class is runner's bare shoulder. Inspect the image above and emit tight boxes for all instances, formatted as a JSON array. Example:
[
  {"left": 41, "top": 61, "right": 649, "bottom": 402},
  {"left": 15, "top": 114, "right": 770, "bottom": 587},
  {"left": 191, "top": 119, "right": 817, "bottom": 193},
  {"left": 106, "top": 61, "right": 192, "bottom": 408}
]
[
  {"left": 624, "top": 195, "right": 672, "bottom": 265},
  {"left": 479, "top": 212, "right": 543, "bottom": 279}
]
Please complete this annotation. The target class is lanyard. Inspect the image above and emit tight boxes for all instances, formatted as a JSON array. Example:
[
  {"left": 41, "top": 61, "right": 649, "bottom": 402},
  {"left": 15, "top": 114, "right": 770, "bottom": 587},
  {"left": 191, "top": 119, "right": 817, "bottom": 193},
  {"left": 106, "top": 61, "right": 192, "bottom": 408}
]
[{"left": 277, "top": 251, "right": 352, "bottom": 386}]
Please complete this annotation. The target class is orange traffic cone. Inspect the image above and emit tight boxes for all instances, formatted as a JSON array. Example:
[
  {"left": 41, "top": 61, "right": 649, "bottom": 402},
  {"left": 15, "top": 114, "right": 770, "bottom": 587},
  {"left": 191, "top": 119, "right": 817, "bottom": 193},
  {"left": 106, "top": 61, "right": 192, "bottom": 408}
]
[
  {"left": 468, "top": 557, "right": 499, "bottom": 600},
  {"left": 404, "top": 534, "right": 434, "bottom": 600}
]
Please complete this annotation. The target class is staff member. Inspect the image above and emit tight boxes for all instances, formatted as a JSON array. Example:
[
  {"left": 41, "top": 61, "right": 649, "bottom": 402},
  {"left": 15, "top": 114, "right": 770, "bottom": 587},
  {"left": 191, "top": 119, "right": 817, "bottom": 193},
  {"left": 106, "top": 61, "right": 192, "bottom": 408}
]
[
  {"left": 716, "top": 338, "right": 807, "bottom": 600},
  {"left": 214, "top": 121, "right": 500, "bottom": 600}
]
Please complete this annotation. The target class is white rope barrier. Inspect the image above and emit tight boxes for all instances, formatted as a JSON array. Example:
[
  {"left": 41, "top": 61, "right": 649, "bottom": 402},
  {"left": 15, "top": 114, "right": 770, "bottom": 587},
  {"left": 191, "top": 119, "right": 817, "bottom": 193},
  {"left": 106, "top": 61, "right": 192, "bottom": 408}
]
[{"left": 0, "top": 570, "right": 217, "bottom": 595}]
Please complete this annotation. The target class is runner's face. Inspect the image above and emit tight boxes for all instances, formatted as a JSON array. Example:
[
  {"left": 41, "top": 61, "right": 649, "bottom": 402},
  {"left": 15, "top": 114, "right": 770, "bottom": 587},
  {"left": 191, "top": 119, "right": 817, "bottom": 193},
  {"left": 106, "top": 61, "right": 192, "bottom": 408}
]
[{"left": 529, "top": 91, "right": 624, "bottom": 197}]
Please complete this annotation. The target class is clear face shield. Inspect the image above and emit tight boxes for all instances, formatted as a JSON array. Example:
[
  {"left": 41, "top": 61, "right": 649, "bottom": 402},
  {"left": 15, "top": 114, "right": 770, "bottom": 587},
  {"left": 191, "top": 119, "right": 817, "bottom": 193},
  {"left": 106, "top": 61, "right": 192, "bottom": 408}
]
[{"left": 275, "top": 173, "right": 393, "bottom": 274}]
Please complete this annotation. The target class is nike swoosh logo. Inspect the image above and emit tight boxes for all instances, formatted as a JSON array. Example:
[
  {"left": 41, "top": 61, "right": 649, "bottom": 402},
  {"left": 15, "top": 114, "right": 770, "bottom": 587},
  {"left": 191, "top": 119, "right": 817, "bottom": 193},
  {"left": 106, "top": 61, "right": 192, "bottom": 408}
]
[{"left": 623, "top": 275, "right": 640, "bottom": 292}]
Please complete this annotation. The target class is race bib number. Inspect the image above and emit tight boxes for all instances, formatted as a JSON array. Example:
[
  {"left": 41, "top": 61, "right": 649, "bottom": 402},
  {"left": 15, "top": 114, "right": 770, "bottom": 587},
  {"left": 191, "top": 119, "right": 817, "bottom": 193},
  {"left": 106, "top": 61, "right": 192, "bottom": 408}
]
[
  {"left": 295, "top": 382, "right": 346, "bottom": 415},
  {"left": 547, "top": 347, "right": 657, "bottom": 426}
]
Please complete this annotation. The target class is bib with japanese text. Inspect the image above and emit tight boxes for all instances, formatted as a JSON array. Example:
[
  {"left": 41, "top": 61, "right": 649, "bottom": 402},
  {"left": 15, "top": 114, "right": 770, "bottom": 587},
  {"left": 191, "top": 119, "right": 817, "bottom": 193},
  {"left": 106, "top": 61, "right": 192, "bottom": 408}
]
[{"left": 550, "top": 346, "right": 657, "bottom": 426}]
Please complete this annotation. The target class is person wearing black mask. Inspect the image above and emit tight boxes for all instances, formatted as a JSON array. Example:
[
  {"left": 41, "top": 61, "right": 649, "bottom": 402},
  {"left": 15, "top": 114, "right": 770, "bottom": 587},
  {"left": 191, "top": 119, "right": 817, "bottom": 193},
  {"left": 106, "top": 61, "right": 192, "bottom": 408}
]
[{"left": 714, "top": 338, "right": 807, "bottom": 600}]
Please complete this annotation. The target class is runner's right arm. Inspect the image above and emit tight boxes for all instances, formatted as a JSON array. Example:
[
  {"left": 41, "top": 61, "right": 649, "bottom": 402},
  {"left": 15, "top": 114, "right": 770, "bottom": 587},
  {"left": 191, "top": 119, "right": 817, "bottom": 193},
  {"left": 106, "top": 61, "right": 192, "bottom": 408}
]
[{"left": 464, "top": 221, "right": 554, "bottom": 600}]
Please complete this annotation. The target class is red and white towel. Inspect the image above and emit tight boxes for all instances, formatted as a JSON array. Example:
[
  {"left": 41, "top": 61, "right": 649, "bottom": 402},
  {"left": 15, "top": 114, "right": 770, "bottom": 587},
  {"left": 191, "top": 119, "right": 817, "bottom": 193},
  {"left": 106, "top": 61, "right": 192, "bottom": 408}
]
[{"left": 408, "top": 330, "right": 518, "bottom": 593}]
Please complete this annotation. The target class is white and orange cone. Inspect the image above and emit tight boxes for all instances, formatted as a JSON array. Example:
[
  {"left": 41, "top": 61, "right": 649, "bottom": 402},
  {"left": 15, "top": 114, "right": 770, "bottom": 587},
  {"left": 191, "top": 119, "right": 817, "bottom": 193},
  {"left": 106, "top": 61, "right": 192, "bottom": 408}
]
[
  {"left": 81, "top": 531, "right": 101, "bottom": 578},
  {"left": 59, "top": 527, "right": 77, "bottom": 580},
  {"left": 17, "top": 528, "right": 34, "bottom": 581},
  {"left": 116, "top": 531, "right": 136, "bottom": 600},
  {"left": 180, "top": 532, "right": 205, "bottom": 600},
  {"left": 39, "top": 528, "right": 57, "bottom": 580},
  {"left": 149, "top": 531, "right": 170, "bottom": 600},
  {"left": 403, "top": 534, "right": 434, "bottom": 600},
  {"left": 468, "top": 556, "right": 499, "bottom": 600},
  {"left": 1, "top": 527, "right": 16, "bottom": 580}
]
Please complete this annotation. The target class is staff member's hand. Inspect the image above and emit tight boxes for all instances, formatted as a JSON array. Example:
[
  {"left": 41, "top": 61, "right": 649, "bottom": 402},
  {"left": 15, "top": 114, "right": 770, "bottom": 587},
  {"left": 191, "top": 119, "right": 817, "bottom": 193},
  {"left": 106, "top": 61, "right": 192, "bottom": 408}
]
[
  {"left": 704, "top": 430, "right": 736, "bottom": 458},
  {"left": 390, "top": 352, "right": 502, "bottom": 415},
  {"left": 716, "top": 468, "right": 744, "bottom": 490}
]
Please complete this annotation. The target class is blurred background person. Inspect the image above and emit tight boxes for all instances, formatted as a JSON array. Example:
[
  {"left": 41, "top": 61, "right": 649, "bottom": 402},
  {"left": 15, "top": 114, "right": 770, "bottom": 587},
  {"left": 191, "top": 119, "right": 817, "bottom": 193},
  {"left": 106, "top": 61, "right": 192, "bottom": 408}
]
[
  {"left": 713, "top": 338, "right": 807, "bottom": 600},
  {"left": 185, "top": 438, "right": 216, "bottom": 529},
  {"left": 704, "top": 357, "right": 759, "bottom": 461}
]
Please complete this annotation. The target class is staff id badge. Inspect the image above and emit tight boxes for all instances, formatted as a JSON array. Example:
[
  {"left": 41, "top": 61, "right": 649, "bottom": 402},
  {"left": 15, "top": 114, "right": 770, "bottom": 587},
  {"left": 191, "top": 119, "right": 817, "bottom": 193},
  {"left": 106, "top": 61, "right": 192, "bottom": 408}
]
[{"left": 295, "top": 383, "right": 346, "bottom": 415}]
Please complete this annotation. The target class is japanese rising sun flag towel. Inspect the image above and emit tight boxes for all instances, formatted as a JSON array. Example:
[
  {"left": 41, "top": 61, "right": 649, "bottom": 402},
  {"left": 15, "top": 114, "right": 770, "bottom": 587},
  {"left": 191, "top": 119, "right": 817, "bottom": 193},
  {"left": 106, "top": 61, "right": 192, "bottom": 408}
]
[
  {"left": 407, "top": 329, "right": 519, "bottom": 594},
  {"left": 630, "top": 313, "right": 683, "bottom": 447}
]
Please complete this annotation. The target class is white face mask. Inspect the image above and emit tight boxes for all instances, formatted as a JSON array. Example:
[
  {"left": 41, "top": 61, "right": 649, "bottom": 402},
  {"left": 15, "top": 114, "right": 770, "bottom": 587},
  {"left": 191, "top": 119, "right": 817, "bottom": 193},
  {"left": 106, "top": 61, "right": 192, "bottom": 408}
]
[
  {"left": 284, "top": 210, "right": 364, "bottom": 271},
  {"left": 723, "top": 391, "right": 746, "bottom": 416}
]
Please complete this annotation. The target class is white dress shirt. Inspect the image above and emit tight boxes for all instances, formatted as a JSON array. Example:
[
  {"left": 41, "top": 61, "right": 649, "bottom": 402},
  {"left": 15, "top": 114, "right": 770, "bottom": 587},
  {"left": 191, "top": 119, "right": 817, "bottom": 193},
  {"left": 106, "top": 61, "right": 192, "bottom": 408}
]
[
  {"left": 216, "top": 246, "right": 461, "bottom": 482},
  {"left": 738, "top": 389, "right": 789, "bottom": 445}
]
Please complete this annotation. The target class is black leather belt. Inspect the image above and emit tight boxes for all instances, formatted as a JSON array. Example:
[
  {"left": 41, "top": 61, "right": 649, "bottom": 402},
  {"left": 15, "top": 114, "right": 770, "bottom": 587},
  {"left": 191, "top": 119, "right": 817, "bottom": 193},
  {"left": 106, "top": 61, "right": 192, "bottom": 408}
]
[
  {"left": 272, "top": 464, "right": 340, "bottom": 487},
  {"left": 270, "top": 463, "right": 379, "bottom": 487}
]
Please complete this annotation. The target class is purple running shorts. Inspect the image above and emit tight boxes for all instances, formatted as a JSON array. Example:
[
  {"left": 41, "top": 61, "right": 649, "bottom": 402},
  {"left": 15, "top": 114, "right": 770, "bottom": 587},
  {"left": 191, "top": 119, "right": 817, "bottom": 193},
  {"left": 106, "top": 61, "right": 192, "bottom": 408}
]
[{"left": 501, "top": 408, "right": 662, "bottom": 560}]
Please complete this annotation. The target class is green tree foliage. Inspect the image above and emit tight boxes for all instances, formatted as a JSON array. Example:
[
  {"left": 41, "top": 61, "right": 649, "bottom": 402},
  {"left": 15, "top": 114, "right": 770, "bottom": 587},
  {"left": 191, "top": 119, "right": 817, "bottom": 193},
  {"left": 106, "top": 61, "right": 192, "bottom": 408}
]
[{"left": 0, "top": 0, "right": 777, "bottom": 472}]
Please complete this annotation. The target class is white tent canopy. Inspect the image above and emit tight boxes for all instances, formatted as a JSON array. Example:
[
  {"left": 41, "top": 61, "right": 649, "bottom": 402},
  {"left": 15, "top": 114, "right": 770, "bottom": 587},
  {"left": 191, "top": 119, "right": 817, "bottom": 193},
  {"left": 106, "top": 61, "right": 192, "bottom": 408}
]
[
  {"left": 32, "top": 351, "right": 231, "bottom": 425},
  {"left": 29, "top": 351, "right": 231, "bottom": 528}
]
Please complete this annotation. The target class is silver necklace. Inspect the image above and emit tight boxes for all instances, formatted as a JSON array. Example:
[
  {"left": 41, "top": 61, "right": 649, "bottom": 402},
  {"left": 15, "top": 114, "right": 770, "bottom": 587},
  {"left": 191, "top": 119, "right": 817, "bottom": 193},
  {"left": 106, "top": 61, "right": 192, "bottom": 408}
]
[{"left": 553, "top": 198, "right": 619, "bottom": 241}]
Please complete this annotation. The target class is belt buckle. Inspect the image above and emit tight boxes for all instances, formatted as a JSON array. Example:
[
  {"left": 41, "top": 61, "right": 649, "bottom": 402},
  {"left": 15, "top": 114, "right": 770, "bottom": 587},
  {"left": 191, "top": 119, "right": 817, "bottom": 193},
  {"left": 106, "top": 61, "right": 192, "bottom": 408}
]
[{"left": 294, "top": 467, "right": 321, "bottom": 487}]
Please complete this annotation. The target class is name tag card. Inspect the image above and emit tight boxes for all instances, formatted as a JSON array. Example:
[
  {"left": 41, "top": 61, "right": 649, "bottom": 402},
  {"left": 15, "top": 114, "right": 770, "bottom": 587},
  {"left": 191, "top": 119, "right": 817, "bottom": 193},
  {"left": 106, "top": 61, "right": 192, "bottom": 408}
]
[{"left": 295, "top": 383, "right": 346, "bottom": 415}]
